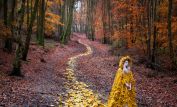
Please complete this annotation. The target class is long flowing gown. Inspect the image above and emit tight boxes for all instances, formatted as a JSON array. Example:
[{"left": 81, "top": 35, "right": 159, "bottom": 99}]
[{"left": 107, "top": 57, "right": 137, "bottom": 107}]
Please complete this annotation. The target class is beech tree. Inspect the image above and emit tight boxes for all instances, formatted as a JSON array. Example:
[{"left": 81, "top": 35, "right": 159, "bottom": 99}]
[
  {"left": 36, "top": 0, "right": 46, "bottom": 46},
  {"left": 22, "top": 0, "right": 39, "bottom": 61},
  {"left": 3, "top": 0, "right": 13, "bottom": 52},
  {"left": 168, "top": 0, "right": 174, "bottom": 60},
  {"left": 60, "top": 0, "right": 75, "bottom": 44},
  {"left": 0, "top": 0, "right": 176, "bottom": 76}
]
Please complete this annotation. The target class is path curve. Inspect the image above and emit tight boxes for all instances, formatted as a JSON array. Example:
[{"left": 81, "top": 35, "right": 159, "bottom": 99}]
[{"left": 62, "top": 39, "right": 104, "bottom": 107}]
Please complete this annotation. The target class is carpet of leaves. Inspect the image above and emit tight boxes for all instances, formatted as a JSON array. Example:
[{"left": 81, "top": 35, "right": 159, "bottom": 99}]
[
  {"left": 0, "top": 36, "right": 86, "bottom": 106},
  {"left": 0, "top": 34, "right": 177, "bottom": 106}
]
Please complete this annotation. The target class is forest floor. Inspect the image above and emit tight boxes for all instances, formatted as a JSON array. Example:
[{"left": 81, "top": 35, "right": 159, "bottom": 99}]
[{"left": 0, "top": 33, "right": 177, "bottom": 107}]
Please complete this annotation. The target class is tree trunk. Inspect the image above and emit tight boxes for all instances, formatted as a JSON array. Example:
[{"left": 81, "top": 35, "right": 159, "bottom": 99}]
[
  {"left": 56, "top": 4, "right": 62, "bottom": 41},
  {"left": 3, "top": 0, "right": 13, "bottom": 52},
  {"left": 61, "top": 0, "right": 75, "bottom": 44},
  {"left": 86, "top": 0, "right": 95, "bottom": 41},
  {"left": 147, "top": 0, "right": 152, "bottom": 59},
  {"left": 11, "top": 0, "right": 26, "bottom": 76},
  {"left": 27, "top": 0, "right": 30, "bottom": 28},
  {"left": 11, "top": 42, "right": 23, "bottom": 76},
  {"left": 168, "top": 0, "right": 174, "bottom": 60},
  {"left": 3, "top": 0, "right": 8, "bottom": 25},
  {"left": 22, "top": 0, "right": 39, "bottom": 60},
  {"left": 151, "top": 0, "right": 157, "bottom": 65},
  {"left": 36, "top": 0, "right": 45, "bottom": 46}
]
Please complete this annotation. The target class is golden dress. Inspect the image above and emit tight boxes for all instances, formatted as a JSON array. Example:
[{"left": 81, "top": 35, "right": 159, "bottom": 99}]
[{"left": 107, "top": 56, "right": 137, "bottom": 107}]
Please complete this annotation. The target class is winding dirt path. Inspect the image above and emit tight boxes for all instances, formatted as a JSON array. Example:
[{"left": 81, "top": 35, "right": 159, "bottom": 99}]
[
  {"left": 62, "top": 39, "right": 104, "bottom": 106},
  {"left": 1, "top": 33, "right": 175, "bottom": 106}
]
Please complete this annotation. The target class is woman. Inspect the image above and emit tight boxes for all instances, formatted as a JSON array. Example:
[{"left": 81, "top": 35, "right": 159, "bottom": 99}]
[{"left": 107, "top": 56, "right": 137, "bottom": 107}]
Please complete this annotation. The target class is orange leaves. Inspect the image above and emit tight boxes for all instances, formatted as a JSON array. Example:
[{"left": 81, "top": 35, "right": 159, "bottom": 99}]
[
  {"left": 44, "top": 23, "right": 55, "bottom": 37},
  {"left": 110, "top": 0, "right": 143, "bottom": 48},
  {"left": 44, "top": 0, "right": 63, "bottom": 37},
  {"left": 45, "top": 12, "right": 63, "bottom": 37},
  {"left": 47, "top": 0, "right": 63, "bottom": 7},
  {"left": 113, "top": 30, "right": 131, "bottom": 41},
  {"left": 93, "top": 0, "right": 104, "bottom": 39},
  {"left": 45, "top": 12, "right": 63, "bottom": 26},
  {"left": 110, "top": 0, "right": 177, "bottom": 50},
  {"left": 154, "top": 0, "right": 177, "bottom": 49},
  {"left": 157, "top": 0, "right": 168, "bottom": 16}
]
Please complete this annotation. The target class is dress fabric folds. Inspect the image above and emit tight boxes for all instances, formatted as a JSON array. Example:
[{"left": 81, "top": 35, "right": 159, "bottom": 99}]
[{"left": 107, "top": 56, "right": 137, "bottom": 107}]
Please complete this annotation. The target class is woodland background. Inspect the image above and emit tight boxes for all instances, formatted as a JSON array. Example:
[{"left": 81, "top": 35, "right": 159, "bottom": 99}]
[
  {"left": 0, "top": 0, "right": 177, "bottom": 75},
  {"left": 0, "top": 0, "right": 177, "bottom": 106}
]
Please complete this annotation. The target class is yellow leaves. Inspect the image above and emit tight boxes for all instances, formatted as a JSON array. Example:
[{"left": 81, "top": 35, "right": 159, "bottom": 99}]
[
  {"left": 107, "top": 63, "right": 136, "bottom": 107},
  {"left": 63, "top": 40, "right": 105, "bottom": 107}
]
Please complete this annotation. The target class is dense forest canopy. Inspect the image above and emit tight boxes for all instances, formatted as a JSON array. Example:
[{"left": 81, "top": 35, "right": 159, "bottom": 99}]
[{"left": 0, "top": 0, "right": 176, "bottom": 75}]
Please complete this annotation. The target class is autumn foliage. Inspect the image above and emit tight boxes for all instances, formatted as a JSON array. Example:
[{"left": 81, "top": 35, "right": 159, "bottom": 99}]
[{"left": 78, "top": 0, "right": 177, "bottom": 69}]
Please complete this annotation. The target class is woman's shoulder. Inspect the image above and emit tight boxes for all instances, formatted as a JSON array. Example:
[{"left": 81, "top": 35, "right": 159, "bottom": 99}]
[{"left": 116, "top": 69, "right": 123, "bottom": 76}]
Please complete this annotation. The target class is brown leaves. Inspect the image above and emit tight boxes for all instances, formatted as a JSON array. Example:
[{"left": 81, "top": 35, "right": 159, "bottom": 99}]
[{"left": 0, "top": 33, "right": 177, "bottom": 106}]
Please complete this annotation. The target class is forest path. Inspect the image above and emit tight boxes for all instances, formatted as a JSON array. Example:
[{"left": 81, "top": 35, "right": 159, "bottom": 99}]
[
  {"left": 0, "top": 34, "right": 88, "bottom": 106},
  {"left": 0, "top": 33, "right": 116, "bottom": 107},
  {"left": 54, "top": 33, "right": 123, "bottom": 107},
  {"left": 1, "top": 33, "right": 176, "bottom": 106},
  {"left": 60, "top": 33, "right": 177, "bottom": 107},
  {"left": 62, "top": 36, "right": 104, "bottom": 106}
]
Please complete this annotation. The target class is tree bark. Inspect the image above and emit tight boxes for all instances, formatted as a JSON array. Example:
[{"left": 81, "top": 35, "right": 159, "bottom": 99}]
[
  {"left": 168, "top": 0, "right": 174, "bottom": 60},
  {"left": 22, "top": 0, "right": 39, "bottom": 60},
  {"left": 61, "top": 0, "right": 75, "bottom": 44},
  {"left": 37, "top": 0, "right": 45, "bottom": 46},
  {"left": 11, "top": 0, "right": 26, "bottom": 76},
  {"left": 3, "top": 0, "right": 13, "bottom": 52},
  {"left": 147, "top": 0, "right": 152, "bottom": 59},
  {"left": 151, "top": 0, "right": 157, "bottom": 64},
  {"left": 27, "top": 0, "right": 30, "bottom": 28}
]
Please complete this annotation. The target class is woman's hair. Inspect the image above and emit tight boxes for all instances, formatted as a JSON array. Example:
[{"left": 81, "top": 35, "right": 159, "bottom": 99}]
[{"left": 118, "top": 56, "right": 132, "bottom": 69}]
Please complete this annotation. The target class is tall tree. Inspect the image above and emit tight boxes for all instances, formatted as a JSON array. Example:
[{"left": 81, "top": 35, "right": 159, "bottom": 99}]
[
  {"left": 22, "top": 0, "right": 39, "bottom": 60},
  {"left": 167, "top": 0, "right": 174, "bottom": 60},
  {"left": 86, "top": 0, "right": 95, "bottom": 41},
  {"left": 27, "top": 0, "right": 30, "bottom": 28},
  {"left": 102, "top": 0, "right": 112, "bottom": 44},
  {"left": 60, "top": 0, "right": 75, "bottom": 44},
  {"left": 3, "top": 0, "right": 13, "bottom": 52},
  {"left": 151, "top": 0, "right": 158, "bottom": 65},
  {"left": 147, "top": 0, "right": 152, "bottom": 59},
  {"left": 11, "top": 0, "right": 26, "bottom": 76},
  {"left": 36, "top": 0, "right": 46, "bottom": 46},
  {"left": 3, "top": 0, "right": 8, "bottom": 25}
]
